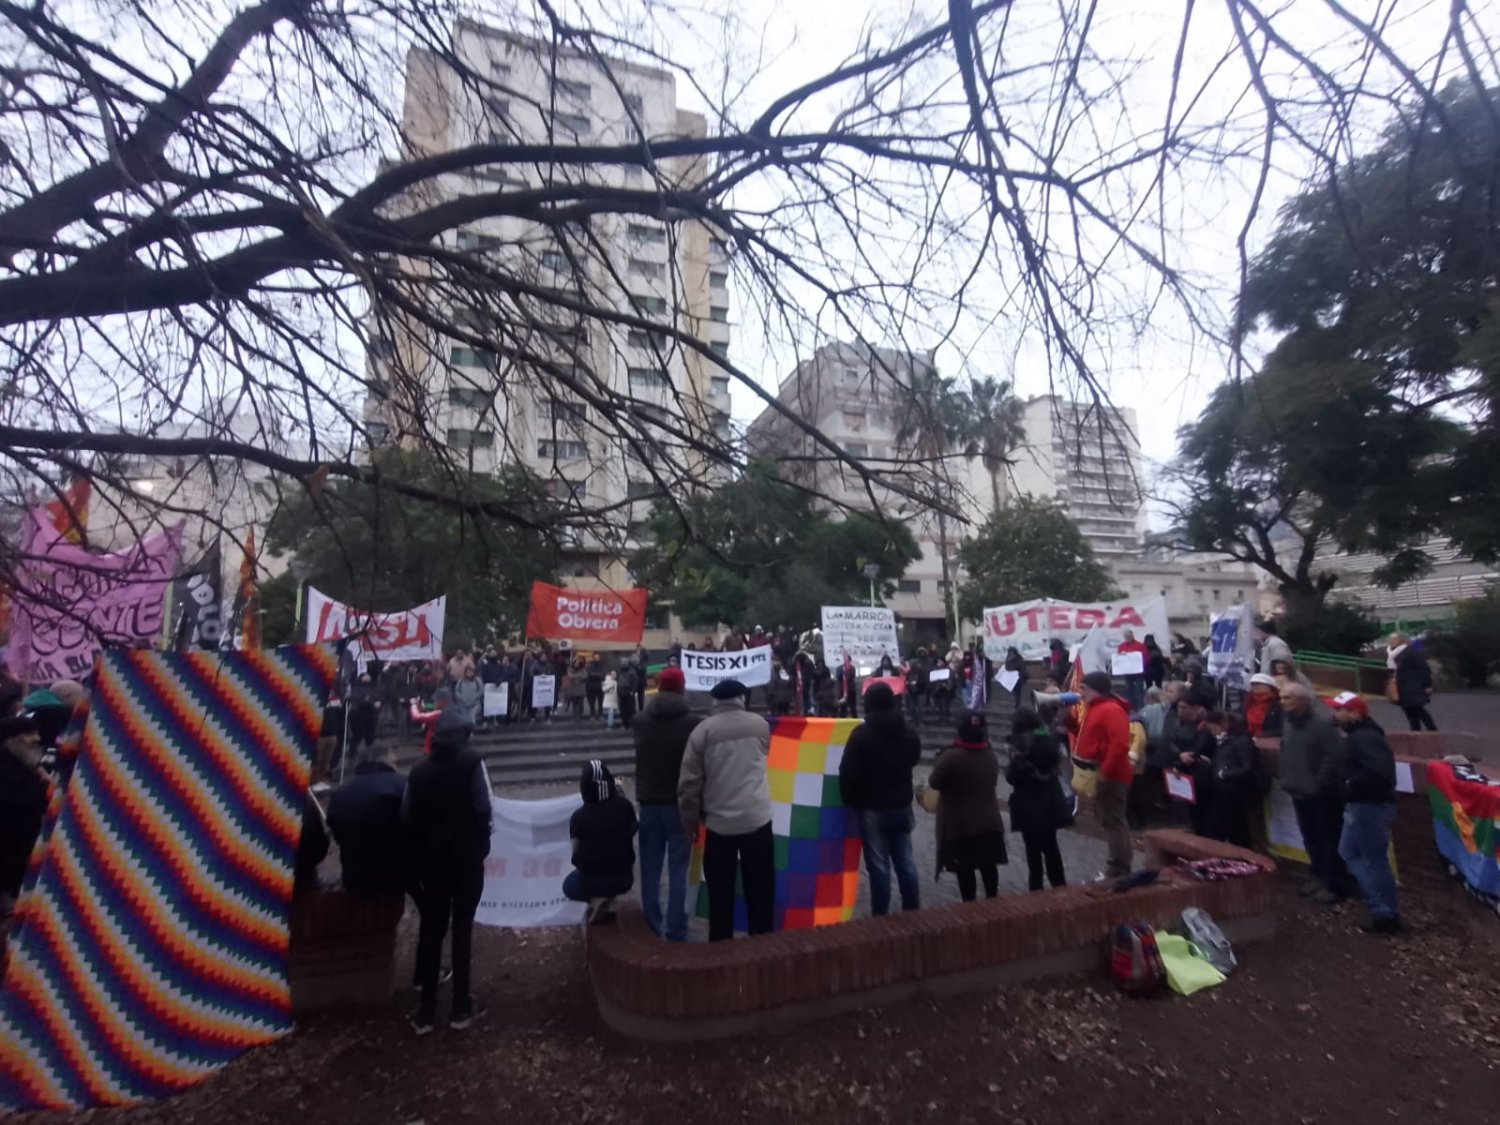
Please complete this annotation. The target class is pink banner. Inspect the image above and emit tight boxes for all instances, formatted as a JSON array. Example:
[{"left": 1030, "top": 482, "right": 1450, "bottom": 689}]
[{"left": 9, "top": 512, "right": 182, "bottom": 684}]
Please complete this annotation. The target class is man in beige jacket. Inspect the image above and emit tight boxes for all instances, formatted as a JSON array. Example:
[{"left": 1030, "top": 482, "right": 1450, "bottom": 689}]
[{"left": 678, "top": 679, "right": 774, "bottom": 940}]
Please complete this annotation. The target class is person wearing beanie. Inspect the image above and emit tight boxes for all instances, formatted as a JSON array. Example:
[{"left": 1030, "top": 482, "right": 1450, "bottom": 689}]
[
  {"left": 838, "top": 682, "right": 922, "bottom": 915},
  {"left": 1243, "top": 673, "right": 1284, "bottom": 737},
  {"left": 928, "top": 712, "right": 1007, "bottom": 901},
  {"left": 678, "top": 678, "right": 774, "bottom": 940},
  {"left": 1329, "top": 692, "right": 1402, "bottom": 933},
  {"left": 632, "top": 663, "right": 701, "bottom": 941},
  {"left": 1075, "top": 670, "right": 1134, "bottom": 877},
  {"left": 401, "top": 707, "right": 493, "bottom": 1034},
  {"left": 563, "top": 759, "right": 638, "bottom": 913}
]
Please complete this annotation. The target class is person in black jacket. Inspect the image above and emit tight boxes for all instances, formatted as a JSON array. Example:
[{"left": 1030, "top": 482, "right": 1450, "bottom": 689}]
[
  {"left": 0, "top": 714, "right": 48, "bottom": 907},
  {"left": 1004, "top": 708, "right": 1069, "bottom": 891},
  {"left": 1387, "top": 633, "right": 1436, "bottom": 732},
  {"left": 563, "top": 759, "right": 637, "bottom": 911},
  {"left": 1329, "top": 693, "right": 1402, "bottom": 933},
  {"left": 1148, "top": 687, "right": 1216, "bottom": 833},
  {"left": 401, "top": 709, "right": 492, "bottom": 1034},
  {"left": 838, "top": 682, "right": 921, "bottom": 915},
  {"left": 328, "top": 745, "right": 413, "bottom": 897},
  {"left": 631, "top": 666, "right": 701, "bottom": 941},
  {"left": 1203, "top": 711, "right": 1258, "bottom": 848}
]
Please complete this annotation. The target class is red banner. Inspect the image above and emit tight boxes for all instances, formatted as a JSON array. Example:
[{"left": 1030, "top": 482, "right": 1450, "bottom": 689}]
[{"left": 525, "top": 581, "right": 647, "bottom": 645}]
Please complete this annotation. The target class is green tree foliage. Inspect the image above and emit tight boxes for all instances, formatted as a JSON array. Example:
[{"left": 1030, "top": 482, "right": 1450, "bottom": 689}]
[
  {"left": 956, "top": 497, "right": 1119, "bottom": 618},
  {"left": 628, "top": 460, "right": 920, "bottom": 631},
  {"left": 1278, "top": 598, "right": 1384, "bottom": 658},
  {"left": 1426, "top": 591, "right": 1500, "bottom": 688},
  {"left": 264, "top": 449, "right": 557, "bottom": 648}
]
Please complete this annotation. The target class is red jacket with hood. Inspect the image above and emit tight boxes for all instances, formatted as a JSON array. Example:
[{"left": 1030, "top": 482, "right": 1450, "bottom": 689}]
[{"left": 1073, "top": 695, "right": 1133, "bottom": 783}]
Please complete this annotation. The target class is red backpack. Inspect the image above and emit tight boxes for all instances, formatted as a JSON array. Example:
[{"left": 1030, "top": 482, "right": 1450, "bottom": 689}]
[{"left": 1110, "top": 919, "right": 1166, "bottom": 994}]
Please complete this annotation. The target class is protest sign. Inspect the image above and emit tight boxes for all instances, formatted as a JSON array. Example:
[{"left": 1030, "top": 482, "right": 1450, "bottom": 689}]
[
  {"left": 820, "top": 606, "right": 900, "bottom": 669},
  {"left": 680, "top": 646, "right": 772, "bottom": 691},
  {"left": 531, "top": 674, "right": 556, "bottom": 710},
  {"left": 1208, "top": 603, "right": 1256, "bottom": 689},
  {"left": 983, "top": 597, "right": 1170, "bottom": 662},
  {"left": 169, "top": 542, "right": 222, "bottom": 650},
  {"left": 483, "top": 682, "right": 509, "bottom": 717},
  {"left": 475, "top": 795, "right": 585, "bottom": 928},
  {"left": 525, "top": 581, "right": 646, "bottom": 645},
  {"left": 863, "top": 675, "right": 906, "bottom": 696},
  {"left": 1111, "top": 651, "right": 1145, "bottom": 677},
  {"left": 1165, "top": 771, "right": 1197, "bottom": 803},
  {"left": 305, "top": 587, "right": 445, "bottom": 662}
]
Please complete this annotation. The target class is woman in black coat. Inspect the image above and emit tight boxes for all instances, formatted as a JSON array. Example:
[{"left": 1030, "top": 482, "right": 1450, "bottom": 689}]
[
  {"left": 1204, "top": 711, "right": 1259, "bottom": 848},
  {"left": 1004, "top": 709, "right": 1069, "bottom": 890},
  {"left": 1388, "top": 633, "right": 1436, "bottom": 731}
]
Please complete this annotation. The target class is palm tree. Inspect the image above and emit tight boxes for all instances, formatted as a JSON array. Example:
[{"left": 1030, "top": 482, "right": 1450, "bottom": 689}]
[{"left": 966, "top": 377, "right": 1026, "bottom": 514}]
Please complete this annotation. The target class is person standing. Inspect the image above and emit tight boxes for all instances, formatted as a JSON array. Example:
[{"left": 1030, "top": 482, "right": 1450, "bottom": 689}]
[
  {"left": 1005, "top": 708, "right": 1069, "bottom": 891},
  {"left": 401, "top": 710, "right": 492, "bottom": 1034},
  {"left": 347, "top": 672, "right": 382, "bottom": 759},
  {"left": 1243, "top": 673, "right": 1284, "bottom": 737},
  {"left": 1003, "top": 645, "right": 1027, "bottom": 709},
  {"left": 1074, "top": 671, "right": 1134, "bottom": 878},
  {"left": 1115, "top": 630, "right": 1149, "bottom": 710},
  {"left": 632, "top": 666, "right": 701, "bottom": 941},
  {"left": 328, "top": 743, "right": 413, "bottom": 898},
  {"left": 1254, "top": 619, "right": 1294, "bottom": 675},
  {"left": 837, "top": 682, "right": 921, "bottom": 915},
  {"left": 836, "top": 655, "right": 860, "bottom": 718},
  {"left": 1144, "top": 635, "right": 1167, "bottom": 689},
  {"left": 1387, "top": 633, "right": 1436, "bottom": 732},
  {"left": 1279, "top": 683, "right": 1350, "bottom": 904},
  {"left": 1203, "top": 710, "right": 1259, "bottom": 848},
  {"left": 452, "top": 665, "right": 484, "bottom": 728},
  {"left": 585, "top": 654, "right": 605, "bottom": 720},
  {"left": 602, "top": 668, "right": 620, "bottom": 730},
  {"left": 0, "top": 714, "right": 47, "bottom": 912},
  {"left": 928, "top": 712, "right": 1007, "bottom": 901},
  {"left": 1328, "top": 692, "right": 1403, "bottom": 933},
  {"left": 617, "top": 660, "right": 639, "bottom": 728},
  {"left": 1047, "top": 638, "right": 1071, "bottom": 686},
  {"left": 678, "top": 679, "right": 773, "bottom": 941},
  {"left": 904, "top": 649, "right": 929, "bottom": 725}
]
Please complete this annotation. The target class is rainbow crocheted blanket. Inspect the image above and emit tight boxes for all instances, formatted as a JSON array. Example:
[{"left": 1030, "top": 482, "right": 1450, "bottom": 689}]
[{"left": 0, "top": 645, "right": 337, "bottom": 1112}]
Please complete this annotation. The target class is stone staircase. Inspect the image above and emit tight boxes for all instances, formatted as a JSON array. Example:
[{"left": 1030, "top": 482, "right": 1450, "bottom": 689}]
[{"left": 389, "top": 690, "right": 1021, "bottom": 786}]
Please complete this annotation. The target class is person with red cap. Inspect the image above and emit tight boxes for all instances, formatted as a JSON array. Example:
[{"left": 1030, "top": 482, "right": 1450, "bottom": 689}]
[
  {"left": 631, "top": 664, "right": 701, "bottom": 941},
  {"left": 1329, "top": 691, "right": 1403, "bottom": 933}
]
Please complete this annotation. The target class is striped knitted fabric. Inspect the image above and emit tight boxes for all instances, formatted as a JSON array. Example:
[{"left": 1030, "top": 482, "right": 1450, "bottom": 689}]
[{"left": 0, "top": 645, "right": 338, "bottom": 1112}]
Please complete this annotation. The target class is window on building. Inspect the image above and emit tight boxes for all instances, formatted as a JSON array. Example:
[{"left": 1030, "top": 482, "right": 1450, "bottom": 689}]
[
  {"left": 540, "top": 249, "right": 567, "bottom": 271},
  {"left": 643, "top": 604, "right": 670, "bottom": 629},
  {"left": 554, "top": 111, "right": 591, "bottom": 137},
  {"left": 708, "top": 340, "right": 728, "bottom": 358},
  {"left": 710, "top": 375, "right": 731, "bottom": 397},
  {"left": 621, "top": 92, "right": 644, "bottom": 114},
  {"left": 483, "top": 95, "right": 510, "bottom": 122},
  {"left": 709, "top": 236, "right": 730, "bottom": 257},
  {"left": 449, "top": 346, "right": 497, "bottom": 369},
  {"left": 366, "top": 422, "right": 390, "bottom": 446},
  {"left": 842, "top": 409, "right": 866, "bottom": 431},
  {"left": 628, "top": 222, "right": 667, "bottom": 244},
  {"left": 554, "top": 78, "right": 592, "bottom": 101},
  {"left": 626, "top": 478, "right": 659, "bottom": 500},
  {"left": 538, "top": 399, "right": 588, "bottom": 427},
  {"left": 368, "top": 336, "right": 395, "bottom": 360},
  {"left": 448, "top": 386, "right": 492, "bottom": 410},
  {"left": 631, "top": 294, "right": 668, "bottom": 315},
  {"left": 629, "top": 257, "right": 665, "bottom": 280},
  {"left": 627, "top": 328, "right": 669, "bottom": 350},
  {"left": 452, "top": 305, "right": 487, "bottom": 328},
  {"left": 546, "top": 478, "right": 589, "bottom": 504},
  {"left": 896, "top": 579, "right": 921, "bottom": 595},
  {"left": 470, "top": 166, "right": 526, "bottom": 189},
  {"left": 628, "top": 366, "right": 671, "bottom": 389},
  {"left": 490, "top": 61, "right": 513, "bottom": 79},
  {"left": 709, "top": 268, "right": 729, "bottom": 289},
  {"left": 455, "top": 230, "right": 503, "bottom": 253},
  {"left": 623, "top": 164, "right": 645, "bottom": 185},
  {"left": 709, "top": 305, "right": 730, "bottom": 323},
  {"left": 844, "top": 442, "right": 869, "bottom": 458},
  {"left": 448, "top": 428, "right": 495, "bottom": 450},
  {"left": 537, "top": 439, "right": 587, "bottom": 460}
]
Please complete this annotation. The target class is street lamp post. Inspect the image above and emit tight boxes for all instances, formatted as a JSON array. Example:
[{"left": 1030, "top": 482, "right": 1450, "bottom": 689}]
[{"left": 862, "top": 563, "right": 880, "bottom": 608}]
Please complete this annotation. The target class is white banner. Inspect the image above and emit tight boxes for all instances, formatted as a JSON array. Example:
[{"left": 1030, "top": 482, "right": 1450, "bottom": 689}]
[
  {"left": 820, "top": 606, "right": 901, "bottom": 670},
  {"left": 304, "top": 586, "right": 446, "bottom": 662},
  {"left": 1111, "top": 651, "right": 1145, "bottom": 677},
  {"left": 531, "top": 674, "right": 556, "bottom": 710},
  {"left": 680, "top": 646, "right": 772, "bottom": 691},
  {"left": 483, "top": 682, "right": 509, "bottom": 717},
  {"left": 475, "top": 795, "right": 586, "bottom": 928},
  {"left": 1207, "top": 603, "right": 1256, "bottom": 689},
  {"left": 983, "top": 597, "right": 1170, "bottom": 662}
]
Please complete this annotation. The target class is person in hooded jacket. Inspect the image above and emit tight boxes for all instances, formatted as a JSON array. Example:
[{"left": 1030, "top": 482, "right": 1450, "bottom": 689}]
[
  {"left": 1386, "top": 633, "right": 1436, "bottom": 732},
  {"left": 401, "top": 708, "right": 492, "bottom": 1035},
  {"left": 838, "top": 682, "right": 921, "bottom": 915},
  {"left": 348, "top": 672, "right": 382, "bottom": 757},
  {"left": 1203, "top": 710, "right": 1259, "bottom": 847},
  {"left": 1329, "top": 692, "right": 1402, "bottom": 932},
  {"left": 928, "top": 712, "right": 1007, "bottom": 901},
  {"left": 632, "top": 666, "right": 701, "bottom": 941},
  {"left": 563, "top": 759, "right": 638, "bottom": 909},
  {"left": 1073, "top": 671, "right": 1134, "bottom": 878},
  {"left": 1005, "top": 708, "right": 1069, "bottom": 891}
]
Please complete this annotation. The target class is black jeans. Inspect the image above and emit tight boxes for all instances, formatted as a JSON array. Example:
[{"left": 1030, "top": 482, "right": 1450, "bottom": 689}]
[
  {"left": 1401, "top": 704, "right": 1437, "bottom": 732},
  {"left": 954, "top": 864, "right": 999, "bottom": 901},
  {"left": 415, "top": 862, "right": 484, "bottom": 1021},
  {"left": 1021, "top": 829, "right": 1066, "bottom": 891},
  {"left": 1292, "top": 794, "right": 1350, "bottom": 896},
  {"left": 703, "top": 822, "right": 775, "bottom": 941}
]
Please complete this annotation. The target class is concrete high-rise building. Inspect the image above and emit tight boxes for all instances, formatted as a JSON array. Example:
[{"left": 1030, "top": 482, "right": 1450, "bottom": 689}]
[
  {"left": 1009, "top": 395, "right": 1149, "bottom": 560},
  {"left": 366, "top": 23, "right": 729, "bottom": 626}
]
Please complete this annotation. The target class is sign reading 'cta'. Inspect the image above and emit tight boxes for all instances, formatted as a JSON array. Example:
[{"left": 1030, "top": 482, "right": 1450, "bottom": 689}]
[{"left": 525, "top": 580, "right": 647, "bottom": 644}]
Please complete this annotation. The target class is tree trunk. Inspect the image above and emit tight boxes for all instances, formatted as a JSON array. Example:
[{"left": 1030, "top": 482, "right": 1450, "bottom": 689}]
[{"left": 989, "top": 466, "right": 1003, "bottom": 514}]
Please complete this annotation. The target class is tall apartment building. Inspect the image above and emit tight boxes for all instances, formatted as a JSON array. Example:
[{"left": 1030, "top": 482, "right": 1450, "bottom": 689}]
[
  {"left": 1009, "top": 395, "right": 1149, "bottom": 560},
  {"left": 745, "top": 342, "right": 993, "bottom": 645},
  {"left": 367, "top": 23, "right": 730, "bottom": 617}
]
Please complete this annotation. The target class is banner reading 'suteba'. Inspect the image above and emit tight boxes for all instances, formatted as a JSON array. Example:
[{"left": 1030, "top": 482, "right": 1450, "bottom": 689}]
[
  {"left": 680, "top": 646, "right": 772, "bottom": 691},
  {"left": 982, "top": 597, "right": 1170, "bottom": 662},
  {"left": 525, "top": 581, "right": 646, "bottom": 644}
]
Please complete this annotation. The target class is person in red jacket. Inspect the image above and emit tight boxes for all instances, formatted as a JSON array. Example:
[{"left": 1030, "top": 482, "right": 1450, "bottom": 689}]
[{"left": 1075, "top": 671, "right": 1133, "bottom": 877}]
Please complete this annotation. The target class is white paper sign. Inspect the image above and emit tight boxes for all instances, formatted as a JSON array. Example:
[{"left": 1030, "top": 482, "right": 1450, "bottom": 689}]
[
  {"left": 1165, "top": 770, "right": 1197, "bottom": 803},
  {"left": 1395, "top": 761, "right": 1415, "bottom": 794},
  {"left": 484, "top": 682, "right": 509, "bottom": 717},
  {"left": 996, "top": 669, "right": 1021, "bottom": 692},
  {"left": 928, "top": 667, "right": 951, "bottom": 683},
  {"left": 680, "top": 646, "right": 772, "bottom": 691},
  {"left": 1111, "top": 651, "right": 1145, "bottom": 677},
  {"left": 475, "top": 794, "right": 586, "bottom": 928},
  {"left": 531, "top": 674, "right": 556, "bottom": 710},
  {"left": 820, "top": 606, "right": 901, "bottom": 669}
]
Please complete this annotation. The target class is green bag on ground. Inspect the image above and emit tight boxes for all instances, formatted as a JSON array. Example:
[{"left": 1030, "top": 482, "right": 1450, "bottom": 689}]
[{"left": 1152, "top": 931, "right": 1226, "bottom": 996}]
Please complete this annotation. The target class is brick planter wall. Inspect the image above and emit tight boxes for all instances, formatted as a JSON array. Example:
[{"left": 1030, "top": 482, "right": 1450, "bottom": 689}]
[
  {"left": 587, "top": 830, "right": 1277, "bottom": 1040},
  {"left": 287, "top": 887, "right": 406, "bottom": 1011}
]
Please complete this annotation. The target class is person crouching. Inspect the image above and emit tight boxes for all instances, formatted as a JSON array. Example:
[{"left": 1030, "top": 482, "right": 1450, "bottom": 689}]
[{"left": 563, "top": 759, "right": 637, "bottom": 921}]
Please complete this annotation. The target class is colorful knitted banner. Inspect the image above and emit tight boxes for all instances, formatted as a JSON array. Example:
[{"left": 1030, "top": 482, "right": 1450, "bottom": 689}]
[
  {"left": 0, "top": 645, "right": 338, "bottom": 1112},
  {"left": 689, "top": 717, "right": 862, "bottom": 932},
  {"left": 1427, "top": 759, "right": 1500, "bottom": 910}
]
